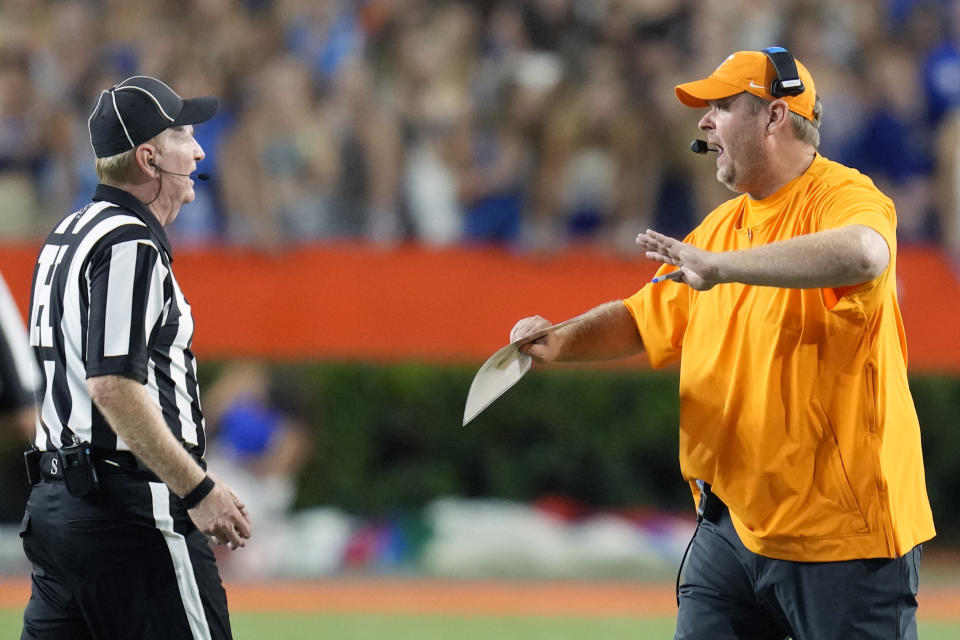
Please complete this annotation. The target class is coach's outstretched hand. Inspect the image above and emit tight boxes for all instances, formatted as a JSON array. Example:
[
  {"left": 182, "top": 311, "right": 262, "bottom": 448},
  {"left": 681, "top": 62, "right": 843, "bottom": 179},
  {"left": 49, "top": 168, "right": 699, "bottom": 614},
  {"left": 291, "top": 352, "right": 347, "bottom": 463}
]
[
  {"left": 188, "top": 475, "right": 251, "bottom": 551},
  {"left": 636, "top": 229, "right": 722, "bottom": 291}
]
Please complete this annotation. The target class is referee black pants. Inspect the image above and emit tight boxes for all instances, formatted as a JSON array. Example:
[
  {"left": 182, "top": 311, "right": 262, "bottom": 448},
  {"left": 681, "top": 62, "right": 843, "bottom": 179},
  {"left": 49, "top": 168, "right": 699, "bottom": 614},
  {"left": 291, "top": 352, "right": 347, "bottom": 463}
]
[
  {"left": 20, "top": 473, "right": 232, "bottom": 640},
  {"left": 675, "top": 493, "right": 921, "bottom": 640}
]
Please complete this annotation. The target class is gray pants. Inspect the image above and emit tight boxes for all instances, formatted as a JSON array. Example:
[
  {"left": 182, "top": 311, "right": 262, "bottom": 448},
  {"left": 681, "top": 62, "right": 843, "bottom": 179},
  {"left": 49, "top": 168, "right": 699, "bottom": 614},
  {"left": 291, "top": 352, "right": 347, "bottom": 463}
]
[{"left": 676, "top": 496, "right": 921, "bottom": 640}]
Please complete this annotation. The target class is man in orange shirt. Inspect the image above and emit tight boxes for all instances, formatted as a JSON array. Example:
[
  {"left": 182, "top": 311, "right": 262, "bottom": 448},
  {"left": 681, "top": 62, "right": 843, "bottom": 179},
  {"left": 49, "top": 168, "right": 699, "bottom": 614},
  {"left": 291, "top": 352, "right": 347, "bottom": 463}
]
[{"left": 511, "top": 48, "right": 935, "bottom": 639}]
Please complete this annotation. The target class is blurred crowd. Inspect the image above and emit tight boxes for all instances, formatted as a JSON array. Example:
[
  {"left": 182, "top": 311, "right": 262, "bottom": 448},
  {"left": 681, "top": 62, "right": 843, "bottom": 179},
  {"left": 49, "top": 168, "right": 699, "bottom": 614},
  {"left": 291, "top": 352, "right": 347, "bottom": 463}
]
[{"left": 1, "top": 0, "right": 960, "bottom": 256}]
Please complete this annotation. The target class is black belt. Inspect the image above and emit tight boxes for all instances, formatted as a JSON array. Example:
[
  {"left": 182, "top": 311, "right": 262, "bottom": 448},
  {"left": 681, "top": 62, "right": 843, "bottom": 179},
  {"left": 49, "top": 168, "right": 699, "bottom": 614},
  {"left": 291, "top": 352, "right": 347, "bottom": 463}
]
[
  {"left": 697, "top": 481, "right": 727, "bottom": 524},
  {"left": 36, "top": 449, "right": 204, "bottom": 484}
]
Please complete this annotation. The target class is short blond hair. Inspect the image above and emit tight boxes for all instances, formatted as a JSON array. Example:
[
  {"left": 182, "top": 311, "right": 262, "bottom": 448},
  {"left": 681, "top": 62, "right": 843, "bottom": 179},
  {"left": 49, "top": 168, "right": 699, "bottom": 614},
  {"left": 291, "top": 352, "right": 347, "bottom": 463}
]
[
  {"left": 94, "top": 132, "right": 167, "bottom": 184},
  {"left": 789, "top": 95, "right": 821, "bottom": 149},
  {"left": 94, "top": 148, "right": 138, "bottom": 183},
  {"left": 745, "top": 92, "right": 822, "bottom": 149}
]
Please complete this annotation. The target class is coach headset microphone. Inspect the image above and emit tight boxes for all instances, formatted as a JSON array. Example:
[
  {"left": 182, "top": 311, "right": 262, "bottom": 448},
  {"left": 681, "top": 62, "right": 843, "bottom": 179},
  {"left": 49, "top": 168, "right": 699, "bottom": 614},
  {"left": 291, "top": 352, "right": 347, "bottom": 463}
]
[{"left": 689, "top": 46, "right": 806, "bottom": 156}]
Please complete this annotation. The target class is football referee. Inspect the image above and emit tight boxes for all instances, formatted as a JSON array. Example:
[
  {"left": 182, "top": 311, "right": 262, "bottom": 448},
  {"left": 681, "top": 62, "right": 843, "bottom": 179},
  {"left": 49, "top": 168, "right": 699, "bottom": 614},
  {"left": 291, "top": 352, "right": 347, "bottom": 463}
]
[{"left": 20, "top": 76, "right": 251, "bottom": 640}]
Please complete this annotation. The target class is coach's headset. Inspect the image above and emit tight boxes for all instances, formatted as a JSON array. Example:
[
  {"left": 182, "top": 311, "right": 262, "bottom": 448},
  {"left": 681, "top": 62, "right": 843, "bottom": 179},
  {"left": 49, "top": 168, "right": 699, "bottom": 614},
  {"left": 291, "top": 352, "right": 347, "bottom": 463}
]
[
  {"left": 690, "top": 47, "right": 806, "bottom": 155},
  {"left": 761, "top": 46, "right": 805, "bottom": 98}
]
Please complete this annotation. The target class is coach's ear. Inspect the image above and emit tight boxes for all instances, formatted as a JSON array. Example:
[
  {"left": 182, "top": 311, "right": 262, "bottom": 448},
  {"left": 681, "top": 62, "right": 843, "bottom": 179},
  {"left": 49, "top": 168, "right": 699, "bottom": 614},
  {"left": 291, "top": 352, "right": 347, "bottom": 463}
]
[{"left": 766, "top": 100, "right": 790, "bottom": 134}]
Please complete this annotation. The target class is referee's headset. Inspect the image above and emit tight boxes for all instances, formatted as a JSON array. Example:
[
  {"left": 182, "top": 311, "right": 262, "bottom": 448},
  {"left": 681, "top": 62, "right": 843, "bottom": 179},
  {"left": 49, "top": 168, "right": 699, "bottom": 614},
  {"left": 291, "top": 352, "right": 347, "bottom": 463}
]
[{"left": 148, "top": 156, "right": 210, "bottom": 181}]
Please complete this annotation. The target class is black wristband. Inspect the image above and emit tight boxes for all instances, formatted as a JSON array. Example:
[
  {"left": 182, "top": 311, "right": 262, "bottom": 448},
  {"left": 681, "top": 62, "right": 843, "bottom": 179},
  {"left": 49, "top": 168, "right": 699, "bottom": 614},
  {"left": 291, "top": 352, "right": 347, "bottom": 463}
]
[{"left": 180, "top": 475, "right": 215, "bottom": 509}]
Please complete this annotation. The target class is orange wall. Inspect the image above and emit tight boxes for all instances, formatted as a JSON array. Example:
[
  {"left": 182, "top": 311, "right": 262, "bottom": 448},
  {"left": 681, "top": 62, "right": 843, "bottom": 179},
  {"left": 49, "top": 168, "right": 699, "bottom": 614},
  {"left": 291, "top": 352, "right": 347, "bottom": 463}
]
[{"left": 2, "top": 243, "right": 960, "bottom": 372}]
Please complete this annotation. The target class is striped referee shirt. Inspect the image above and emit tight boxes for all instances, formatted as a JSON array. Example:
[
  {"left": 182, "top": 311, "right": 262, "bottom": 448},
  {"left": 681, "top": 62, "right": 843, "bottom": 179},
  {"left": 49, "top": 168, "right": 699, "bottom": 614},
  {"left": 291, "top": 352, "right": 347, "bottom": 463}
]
[{"left": 28, "top": 184, "right": 205, "bottom": 455}]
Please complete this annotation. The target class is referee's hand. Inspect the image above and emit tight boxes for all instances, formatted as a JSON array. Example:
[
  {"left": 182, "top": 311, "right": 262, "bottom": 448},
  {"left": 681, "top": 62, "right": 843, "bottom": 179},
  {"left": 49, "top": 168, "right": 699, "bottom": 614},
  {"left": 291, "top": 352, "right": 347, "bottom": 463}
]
[{"left": 187, "top": 478, "right": 252, "bottom": 550}]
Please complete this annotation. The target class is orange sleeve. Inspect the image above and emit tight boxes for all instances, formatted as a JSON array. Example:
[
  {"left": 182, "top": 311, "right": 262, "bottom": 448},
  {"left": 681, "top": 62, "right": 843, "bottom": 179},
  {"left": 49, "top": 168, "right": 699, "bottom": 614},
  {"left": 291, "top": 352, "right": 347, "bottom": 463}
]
[
  {"left": 817, "top": 184, "right": 898, "bottom": 310},
  {"left": 623, "top": 272, "right": 692, "bottom": 369},
  {"left": 817, "top": 183, "right": 897, "bottom": 250}
]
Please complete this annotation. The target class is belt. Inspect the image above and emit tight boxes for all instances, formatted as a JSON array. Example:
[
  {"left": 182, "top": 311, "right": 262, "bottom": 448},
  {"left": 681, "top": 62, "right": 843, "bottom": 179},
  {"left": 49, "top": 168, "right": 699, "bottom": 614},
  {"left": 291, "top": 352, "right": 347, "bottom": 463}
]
[
  {"left": 37, "top": 449, "right": 195, "bottom": 484},
  {"left": 697, "top": 481, "right": 727, "bottom": 524}
]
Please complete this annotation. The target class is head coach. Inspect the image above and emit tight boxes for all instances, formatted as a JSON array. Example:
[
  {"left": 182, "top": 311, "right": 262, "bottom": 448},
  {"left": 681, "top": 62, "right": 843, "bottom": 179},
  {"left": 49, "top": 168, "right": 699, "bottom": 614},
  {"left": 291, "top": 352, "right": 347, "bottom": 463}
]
[
  {"left": 21, "top": 76, "right": 252, "bottom": 639},
  {"left": 510, "top": 48, "right": 935, "bottom": 639}
]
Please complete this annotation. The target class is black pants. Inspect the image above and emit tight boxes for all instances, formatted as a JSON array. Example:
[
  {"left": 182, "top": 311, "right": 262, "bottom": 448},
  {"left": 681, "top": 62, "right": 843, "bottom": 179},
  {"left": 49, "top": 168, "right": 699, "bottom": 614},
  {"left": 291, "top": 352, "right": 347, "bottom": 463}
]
[
  {"left": 676, "top": 496, "right": 921, "bottom": 640},
  {"left": 20, "top": 473, "right": 232, "bottom": 640}
]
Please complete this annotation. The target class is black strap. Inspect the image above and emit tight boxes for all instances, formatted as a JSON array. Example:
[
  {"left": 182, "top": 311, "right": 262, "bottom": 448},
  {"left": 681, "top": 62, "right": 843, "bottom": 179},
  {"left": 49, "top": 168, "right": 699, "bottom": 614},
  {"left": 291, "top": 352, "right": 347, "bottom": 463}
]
[
  {"left": 761, "top": 46, "right": 805, "bottom": 97},
  {"left": 180, "top": 475, "right": 215, "bottom": 509},
  {"left": 675, "top": 518, "right": 702, "bottom": 608}
]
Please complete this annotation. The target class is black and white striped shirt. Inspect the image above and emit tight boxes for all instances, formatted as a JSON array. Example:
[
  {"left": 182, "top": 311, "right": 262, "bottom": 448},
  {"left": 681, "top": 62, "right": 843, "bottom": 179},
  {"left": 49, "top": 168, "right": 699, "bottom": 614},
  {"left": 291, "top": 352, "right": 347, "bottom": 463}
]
[{"left": 28, "top": 184, "right": 205, "bottom": 455}]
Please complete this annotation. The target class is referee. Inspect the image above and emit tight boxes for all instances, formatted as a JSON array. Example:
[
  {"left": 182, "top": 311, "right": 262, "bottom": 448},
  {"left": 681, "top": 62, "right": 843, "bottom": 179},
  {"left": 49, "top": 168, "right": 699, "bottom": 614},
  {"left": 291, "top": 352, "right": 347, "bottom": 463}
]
[{"left": 20, "top": 76, "right": 251, "bottom": 640}]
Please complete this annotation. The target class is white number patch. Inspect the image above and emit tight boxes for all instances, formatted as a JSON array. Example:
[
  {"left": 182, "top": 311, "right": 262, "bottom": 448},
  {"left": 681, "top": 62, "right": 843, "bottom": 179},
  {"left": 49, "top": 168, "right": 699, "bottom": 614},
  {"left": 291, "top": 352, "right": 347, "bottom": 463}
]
[{"left": 29, "top": 244, "right": 69, "bottom": 348}]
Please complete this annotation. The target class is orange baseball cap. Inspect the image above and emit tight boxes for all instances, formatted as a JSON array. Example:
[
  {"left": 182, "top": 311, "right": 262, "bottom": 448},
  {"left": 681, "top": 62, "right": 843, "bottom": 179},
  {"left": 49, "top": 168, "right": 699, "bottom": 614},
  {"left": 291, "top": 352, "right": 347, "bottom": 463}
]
[{"left": 675, "top": 50, "right": 817, "bottom": 122}]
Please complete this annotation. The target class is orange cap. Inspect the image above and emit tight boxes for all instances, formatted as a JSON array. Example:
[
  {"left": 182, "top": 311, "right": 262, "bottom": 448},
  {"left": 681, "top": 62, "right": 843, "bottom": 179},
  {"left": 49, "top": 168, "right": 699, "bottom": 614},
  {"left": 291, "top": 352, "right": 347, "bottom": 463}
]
[{"left": 675, "top": 50, "right": 817, "bottom": 122}]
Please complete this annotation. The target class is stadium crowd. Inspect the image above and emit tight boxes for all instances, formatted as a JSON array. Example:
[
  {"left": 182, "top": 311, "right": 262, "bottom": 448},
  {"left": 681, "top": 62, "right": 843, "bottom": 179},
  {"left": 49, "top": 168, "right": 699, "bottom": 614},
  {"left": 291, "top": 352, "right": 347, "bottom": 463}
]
[{"left": 0, "top": 0, "right": 959, "bottom": 257}]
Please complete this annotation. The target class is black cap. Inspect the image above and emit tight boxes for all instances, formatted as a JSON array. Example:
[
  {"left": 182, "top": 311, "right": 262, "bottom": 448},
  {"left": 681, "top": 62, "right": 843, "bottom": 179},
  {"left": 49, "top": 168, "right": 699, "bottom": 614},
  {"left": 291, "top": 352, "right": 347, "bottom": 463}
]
[{"left": 88, "top": 76, "right": 220, "bottom": 158}]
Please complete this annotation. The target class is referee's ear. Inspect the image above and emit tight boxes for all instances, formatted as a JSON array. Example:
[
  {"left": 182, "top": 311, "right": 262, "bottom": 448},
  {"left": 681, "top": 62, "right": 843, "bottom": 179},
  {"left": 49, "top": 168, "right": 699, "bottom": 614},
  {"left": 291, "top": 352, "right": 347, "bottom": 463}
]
[{"left": 135, "top": 144, "right": 160, "bottom": 179}]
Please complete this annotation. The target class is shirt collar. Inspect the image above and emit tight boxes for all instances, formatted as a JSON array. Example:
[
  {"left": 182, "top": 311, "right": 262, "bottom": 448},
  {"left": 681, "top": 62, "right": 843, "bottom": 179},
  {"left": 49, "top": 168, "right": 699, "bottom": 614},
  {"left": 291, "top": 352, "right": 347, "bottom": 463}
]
[{"left": 92, "top": 184, "right": 173, "bottom": 261}]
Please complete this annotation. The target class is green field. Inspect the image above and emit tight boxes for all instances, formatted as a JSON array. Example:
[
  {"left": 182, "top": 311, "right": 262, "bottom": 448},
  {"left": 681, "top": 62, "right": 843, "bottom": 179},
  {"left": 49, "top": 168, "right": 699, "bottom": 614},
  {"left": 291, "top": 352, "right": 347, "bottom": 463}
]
[{"left": 3, "top": 609, "right": 959, "bottom": 639}]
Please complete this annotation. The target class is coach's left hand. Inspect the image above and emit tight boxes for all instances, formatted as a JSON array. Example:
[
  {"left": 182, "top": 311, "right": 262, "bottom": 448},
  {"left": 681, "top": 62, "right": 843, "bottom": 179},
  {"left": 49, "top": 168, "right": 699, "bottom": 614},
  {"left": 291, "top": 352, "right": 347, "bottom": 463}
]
[{"left": 636, "top": 229, "right": 722, "bottom": 291}]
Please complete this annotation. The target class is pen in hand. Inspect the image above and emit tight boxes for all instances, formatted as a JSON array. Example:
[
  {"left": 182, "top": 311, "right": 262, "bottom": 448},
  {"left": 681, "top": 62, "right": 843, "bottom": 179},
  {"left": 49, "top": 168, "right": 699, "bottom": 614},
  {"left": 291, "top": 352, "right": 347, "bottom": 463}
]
[{"left": 651, "top": 270, "right": 685, "bottom": 284}]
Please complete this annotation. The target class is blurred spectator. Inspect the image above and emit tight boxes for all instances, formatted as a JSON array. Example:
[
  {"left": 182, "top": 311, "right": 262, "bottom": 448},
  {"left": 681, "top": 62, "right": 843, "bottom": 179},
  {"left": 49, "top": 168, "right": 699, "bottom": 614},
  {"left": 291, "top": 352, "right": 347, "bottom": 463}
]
[
  {"left": 455, "top": 78, "right": 537, "bottom": 246},
  {"left": 530, "top": 46, "right": 645, "bottom": 250},
  {"left": 220, "top": 54, "right": 341, "bottom": 246},
  {"left": 0, "top": 0, "right": 958, "bottom": 253},
  {"left": 203, "top": 361, "right": 314, "bottom": 576},
  {"left": 0, "top": 46, "right": 44, "bottom": 239},
  {"left": 842, "top": 43, "right": 938, "bottom": 242},
  {"left": 920, "top": 0, "right": 960, "bottom": 128},
  {"left": 626, "top": 7, "right": 707, "bottom": 243},
  {"left": 936, "top": 106, "right": 960, "bottom": 262},
  {"left": 280, "top": 0, "right": 366, "bottom": 86},
  {"left": 393, "top": 2, "right": 480, "bottom": 246},
  {"left": 327, "top": 58, "right": 404, "bottom": 244}
]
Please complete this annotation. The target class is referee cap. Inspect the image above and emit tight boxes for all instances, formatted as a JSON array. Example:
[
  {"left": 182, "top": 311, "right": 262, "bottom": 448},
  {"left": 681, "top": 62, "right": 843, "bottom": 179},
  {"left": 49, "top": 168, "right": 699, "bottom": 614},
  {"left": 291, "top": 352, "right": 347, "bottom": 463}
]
[
  {"left": 88, "top": 75, "right": 219, "bottom": 158},
  {"left": 675, "top": 50, "right": 817, "bottom": 122}
]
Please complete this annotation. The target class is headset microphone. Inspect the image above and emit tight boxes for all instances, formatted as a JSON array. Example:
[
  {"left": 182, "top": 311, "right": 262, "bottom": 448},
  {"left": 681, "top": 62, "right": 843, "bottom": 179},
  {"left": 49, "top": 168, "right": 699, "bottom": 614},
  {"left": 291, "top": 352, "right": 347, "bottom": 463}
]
[
  {"left": 150, "top": 160, "right": 210, "bottom": 180},
  {"left": 690, "top": 139, "right": 719, "bottom": 154}
]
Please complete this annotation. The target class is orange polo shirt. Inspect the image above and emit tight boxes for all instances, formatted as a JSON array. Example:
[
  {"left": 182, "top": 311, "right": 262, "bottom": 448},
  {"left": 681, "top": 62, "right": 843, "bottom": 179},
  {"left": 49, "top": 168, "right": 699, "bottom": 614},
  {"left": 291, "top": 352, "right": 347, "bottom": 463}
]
[{"left": 624, "top": 154, "right": 935, "bottom": 561}]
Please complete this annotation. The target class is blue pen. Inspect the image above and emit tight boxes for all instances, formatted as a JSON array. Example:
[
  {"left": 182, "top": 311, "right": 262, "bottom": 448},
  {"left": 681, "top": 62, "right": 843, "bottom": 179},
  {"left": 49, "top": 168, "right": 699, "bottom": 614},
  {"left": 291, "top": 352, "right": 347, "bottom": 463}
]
[{"left": 652, "top": 270, "right": 684, "bottom": 284}]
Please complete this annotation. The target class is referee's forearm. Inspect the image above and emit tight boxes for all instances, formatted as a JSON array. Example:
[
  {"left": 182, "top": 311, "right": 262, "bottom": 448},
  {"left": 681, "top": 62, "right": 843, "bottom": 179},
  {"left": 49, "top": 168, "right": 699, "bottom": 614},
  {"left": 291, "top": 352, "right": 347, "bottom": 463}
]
[{"left": 87, "top": 374, "right": 206, "bottom": 496}]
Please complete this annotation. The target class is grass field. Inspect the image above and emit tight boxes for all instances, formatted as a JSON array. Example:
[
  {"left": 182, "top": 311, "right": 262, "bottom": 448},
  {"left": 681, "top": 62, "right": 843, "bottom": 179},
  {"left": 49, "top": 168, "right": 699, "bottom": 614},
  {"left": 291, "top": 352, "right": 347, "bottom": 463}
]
[
  {"left": 2, "top": 576, "right": 959, "bottom": 638},
  {"left": 3, "top": 609, "right": 960, "bottom": 638}
]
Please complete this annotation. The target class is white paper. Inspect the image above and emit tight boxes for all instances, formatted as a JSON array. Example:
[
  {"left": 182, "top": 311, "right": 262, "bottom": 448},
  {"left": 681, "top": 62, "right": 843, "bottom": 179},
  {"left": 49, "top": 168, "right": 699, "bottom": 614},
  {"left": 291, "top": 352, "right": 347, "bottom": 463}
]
[
  {"left": 462, "top": 343, "right": 531, "bottom": 426},
  {"left": 462, "top": 315, "right": 585, "bottom": 426}
]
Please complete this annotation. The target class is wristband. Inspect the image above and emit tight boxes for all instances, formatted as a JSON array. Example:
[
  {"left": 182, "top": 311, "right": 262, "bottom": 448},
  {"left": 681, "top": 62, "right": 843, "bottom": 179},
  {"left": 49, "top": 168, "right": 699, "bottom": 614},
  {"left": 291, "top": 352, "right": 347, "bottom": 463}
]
[{"left": 180, "top": 475, "right": 215, "bottom": 509}]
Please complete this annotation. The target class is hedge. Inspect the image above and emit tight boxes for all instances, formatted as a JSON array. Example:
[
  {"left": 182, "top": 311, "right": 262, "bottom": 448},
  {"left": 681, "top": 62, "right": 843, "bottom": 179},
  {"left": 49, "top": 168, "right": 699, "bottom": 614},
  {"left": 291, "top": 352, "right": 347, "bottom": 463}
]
[
  {"left": 220, "top": 361, "right": 960, "bottom": 539},
  {"left": 1, "top": 362, "right": 957, "bottom": 540}
]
